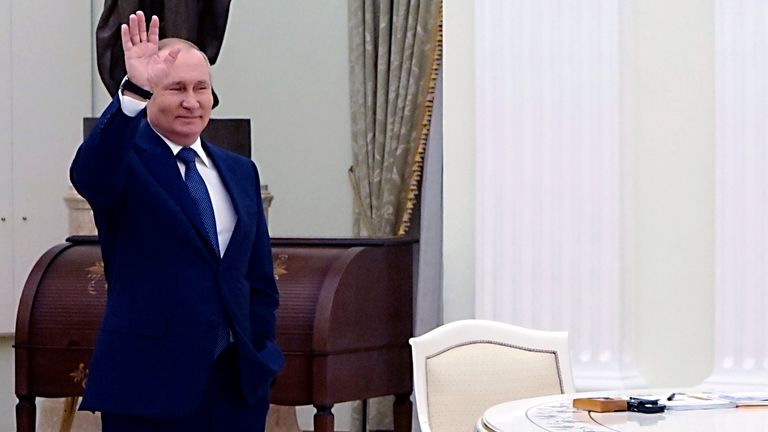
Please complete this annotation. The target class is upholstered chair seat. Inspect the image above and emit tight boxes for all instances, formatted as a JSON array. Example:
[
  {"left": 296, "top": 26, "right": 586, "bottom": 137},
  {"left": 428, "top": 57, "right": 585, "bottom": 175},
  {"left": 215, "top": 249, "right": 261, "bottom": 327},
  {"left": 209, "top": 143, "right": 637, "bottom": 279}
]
[{"left": 410, "top": 320, "right": 574, "bottom": 432}]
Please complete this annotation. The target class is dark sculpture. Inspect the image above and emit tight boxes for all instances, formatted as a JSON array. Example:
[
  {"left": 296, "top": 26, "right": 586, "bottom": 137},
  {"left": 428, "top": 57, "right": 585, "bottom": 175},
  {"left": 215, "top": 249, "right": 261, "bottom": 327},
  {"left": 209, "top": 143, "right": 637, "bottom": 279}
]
[{"left": 96, "top": 0, "right": 232, "bottom": 96}]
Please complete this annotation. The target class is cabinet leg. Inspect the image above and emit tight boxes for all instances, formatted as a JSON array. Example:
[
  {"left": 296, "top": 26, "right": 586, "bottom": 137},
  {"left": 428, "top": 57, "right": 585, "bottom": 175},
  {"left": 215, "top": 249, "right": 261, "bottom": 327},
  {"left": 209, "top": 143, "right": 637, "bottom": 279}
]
[
  {"left": 393, "top": 394, "right": 412, "bottom": 432},
  {"left": 313, "top": 404, "right": 334, "bottom": 432},
  {"left": 16, "top": 395, "right": 36, "bottom": 432}
]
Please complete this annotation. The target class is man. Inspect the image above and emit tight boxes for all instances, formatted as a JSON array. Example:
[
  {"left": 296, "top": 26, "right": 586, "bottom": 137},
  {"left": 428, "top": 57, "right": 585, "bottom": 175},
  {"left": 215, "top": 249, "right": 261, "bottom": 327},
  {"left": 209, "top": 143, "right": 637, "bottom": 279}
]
[{"left": 70, "top": 11, "right": 283, "bottom": 431}]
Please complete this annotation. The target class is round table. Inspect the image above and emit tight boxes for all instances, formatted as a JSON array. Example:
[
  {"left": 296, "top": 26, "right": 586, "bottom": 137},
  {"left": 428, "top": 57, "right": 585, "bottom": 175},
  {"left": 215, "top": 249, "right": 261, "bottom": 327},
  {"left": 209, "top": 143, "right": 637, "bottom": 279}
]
[{"left": 478, "top": 391, "right": 768, "bottom": 431}]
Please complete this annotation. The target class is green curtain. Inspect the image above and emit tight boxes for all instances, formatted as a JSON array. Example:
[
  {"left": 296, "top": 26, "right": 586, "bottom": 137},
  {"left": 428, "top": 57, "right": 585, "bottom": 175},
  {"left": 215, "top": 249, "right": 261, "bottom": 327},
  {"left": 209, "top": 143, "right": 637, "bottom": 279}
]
[
  {"left": 348, "top": 0, "right": 440, "bottom": 237},
  {"left": 347, "top": 1, "right": 441, "bottom": 430}
]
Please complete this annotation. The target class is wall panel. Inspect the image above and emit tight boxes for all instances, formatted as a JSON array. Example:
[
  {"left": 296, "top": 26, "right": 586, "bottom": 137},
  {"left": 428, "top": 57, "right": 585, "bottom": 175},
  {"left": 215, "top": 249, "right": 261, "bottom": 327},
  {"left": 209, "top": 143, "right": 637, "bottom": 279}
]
[
  {"left": 706, "top": 0, "right": 768, "bottom": 389},
  {"left": 0, "top": 0, "right": 14, "bottom": 334},
  {"left": 7, "top": 0, "right": 92, "bottom": 332}
]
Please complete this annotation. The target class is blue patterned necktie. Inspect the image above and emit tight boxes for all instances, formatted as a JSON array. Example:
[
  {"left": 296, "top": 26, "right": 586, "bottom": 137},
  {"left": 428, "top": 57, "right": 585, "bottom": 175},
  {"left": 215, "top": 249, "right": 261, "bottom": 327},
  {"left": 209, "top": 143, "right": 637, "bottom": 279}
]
[
  {"left": 176, "top": 147, "right": 229, "bottom": 357},
  {"left": 175, "top": 147, "right": 220, "bottom": 257}
]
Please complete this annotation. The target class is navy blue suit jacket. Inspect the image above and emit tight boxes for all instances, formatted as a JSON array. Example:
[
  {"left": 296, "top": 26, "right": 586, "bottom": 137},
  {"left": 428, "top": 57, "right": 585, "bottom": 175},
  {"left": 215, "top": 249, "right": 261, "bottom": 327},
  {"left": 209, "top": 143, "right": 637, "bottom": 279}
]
[{"left": 70, "top": 95, "right": 284, "bottom": 418}]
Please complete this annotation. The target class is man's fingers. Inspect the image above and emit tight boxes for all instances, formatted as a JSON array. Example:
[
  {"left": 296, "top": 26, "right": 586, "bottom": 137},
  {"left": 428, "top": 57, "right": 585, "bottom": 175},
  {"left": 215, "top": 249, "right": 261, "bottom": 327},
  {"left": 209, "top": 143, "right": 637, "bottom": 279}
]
[
  {"left": 128, "top": 14, "right": 140, "bottom": 45},
  {"left": 148, "top": 15, "right": 160, "bottom": 45},
  {"left": 163, "top": 47, "right": 182, "bottom": 67},
  {"left": 124, "top": 12, "right": 159, "bottom": 50},
  {"left": 120, "top": 24, "right": 133, "bottom": 52},
  {"left": 137, "top": 11, "right": 147, "bottom": 42}
]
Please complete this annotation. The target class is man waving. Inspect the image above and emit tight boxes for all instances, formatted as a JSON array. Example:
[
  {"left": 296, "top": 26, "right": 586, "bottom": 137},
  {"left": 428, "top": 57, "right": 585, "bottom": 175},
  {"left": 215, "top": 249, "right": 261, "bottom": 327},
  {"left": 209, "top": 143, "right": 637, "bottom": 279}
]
[{"left": 70, "top": 11, "right": 283, "bottom": 431}]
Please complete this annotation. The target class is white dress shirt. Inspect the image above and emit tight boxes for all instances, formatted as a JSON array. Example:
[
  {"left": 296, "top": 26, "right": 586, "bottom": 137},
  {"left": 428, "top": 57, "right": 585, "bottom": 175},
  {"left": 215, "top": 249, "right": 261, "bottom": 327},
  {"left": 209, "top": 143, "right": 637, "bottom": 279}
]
[{"left": 119, "top": 90, "right": 237, "bottom": 256}]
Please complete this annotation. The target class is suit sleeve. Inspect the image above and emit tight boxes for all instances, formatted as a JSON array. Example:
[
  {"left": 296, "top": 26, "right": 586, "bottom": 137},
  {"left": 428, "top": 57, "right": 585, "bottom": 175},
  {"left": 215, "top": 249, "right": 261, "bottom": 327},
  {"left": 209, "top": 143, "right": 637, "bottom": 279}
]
[
  {"left": 70, "top": 94, "right": 145, "bottom": 209},
  {"left": 247, "top": 161, "right": 280, "bottom": 345}
]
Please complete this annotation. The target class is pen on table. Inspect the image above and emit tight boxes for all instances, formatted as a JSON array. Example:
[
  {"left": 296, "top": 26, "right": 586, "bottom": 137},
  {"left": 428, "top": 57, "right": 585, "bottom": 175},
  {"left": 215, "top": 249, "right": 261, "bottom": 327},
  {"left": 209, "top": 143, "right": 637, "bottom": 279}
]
[
  {"left": 687, "top": 394, "right": 711, "bottom": 400},
  {"left": 667, "top": 392, "right": 710, "bottom": 401}
]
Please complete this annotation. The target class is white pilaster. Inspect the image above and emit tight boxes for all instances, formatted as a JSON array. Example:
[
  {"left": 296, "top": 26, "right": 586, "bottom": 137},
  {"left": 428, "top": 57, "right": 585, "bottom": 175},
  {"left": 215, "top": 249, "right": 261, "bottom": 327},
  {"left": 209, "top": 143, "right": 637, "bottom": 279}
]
[
  {"left": 703, "top": 0, "right": 768, "bottom": 391},
  {"left": 474, "top": 0, "right": 643, "bottom": 391}
]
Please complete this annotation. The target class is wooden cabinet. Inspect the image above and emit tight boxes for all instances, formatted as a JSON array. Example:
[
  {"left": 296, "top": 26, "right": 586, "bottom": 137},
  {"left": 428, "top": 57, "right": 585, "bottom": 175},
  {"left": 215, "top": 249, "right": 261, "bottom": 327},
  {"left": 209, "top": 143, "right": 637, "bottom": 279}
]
[{"left": 16, "top": 237, "right": 416, "bottom": 432}]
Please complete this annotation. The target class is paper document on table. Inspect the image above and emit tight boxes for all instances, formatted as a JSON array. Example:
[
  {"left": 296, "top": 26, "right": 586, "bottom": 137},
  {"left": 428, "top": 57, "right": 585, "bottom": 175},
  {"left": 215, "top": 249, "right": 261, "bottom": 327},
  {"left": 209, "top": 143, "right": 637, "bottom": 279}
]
[
  {"left": 734, "top": 401, "right": 768, "bottom": 407},
  {"left": 662, "top": 393, "right": 736, "bottom": 411},
  {"left": 712, "top": 392, "right": 768, "bottom": 406}
]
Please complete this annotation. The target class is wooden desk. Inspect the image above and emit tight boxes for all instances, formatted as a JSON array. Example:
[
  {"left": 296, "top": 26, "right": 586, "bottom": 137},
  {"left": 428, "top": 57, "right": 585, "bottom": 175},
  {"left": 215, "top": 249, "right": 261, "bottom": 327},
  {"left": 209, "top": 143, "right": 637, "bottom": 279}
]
[
  {"left": 478, "top": 391, "right": 768, "bottom": 431},
  {"left": 15, "top": 236, "right": 415, "bottom": 432}
]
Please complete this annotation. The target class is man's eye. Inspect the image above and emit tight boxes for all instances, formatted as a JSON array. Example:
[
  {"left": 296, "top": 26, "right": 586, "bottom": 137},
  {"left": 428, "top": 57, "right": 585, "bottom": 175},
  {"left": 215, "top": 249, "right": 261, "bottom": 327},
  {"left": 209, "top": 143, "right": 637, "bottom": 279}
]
[{"left": 169, "top": 87, "right": 183, "bottom": 92}]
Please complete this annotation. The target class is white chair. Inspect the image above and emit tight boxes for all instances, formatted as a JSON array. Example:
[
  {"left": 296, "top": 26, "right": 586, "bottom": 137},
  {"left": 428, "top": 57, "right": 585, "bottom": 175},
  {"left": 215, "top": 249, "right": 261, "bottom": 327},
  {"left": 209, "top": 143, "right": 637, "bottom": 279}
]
[{"left": 409, "top": 319, "right": 574, "bottom": 432}]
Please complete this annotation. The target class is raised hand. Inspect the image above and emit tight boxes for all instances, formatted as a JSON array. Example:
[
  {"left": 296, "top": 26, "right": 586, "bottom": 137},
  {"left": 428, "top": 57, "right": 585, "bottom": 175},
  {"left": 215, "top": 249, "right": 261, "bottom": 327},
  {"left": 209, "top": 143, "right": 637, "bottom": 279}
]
[
  {"left": 147, "top": 46, "right": 182, "bottom": 90},
  {"left": 120, "top": 11, "right": 166, "bottom": 91}
]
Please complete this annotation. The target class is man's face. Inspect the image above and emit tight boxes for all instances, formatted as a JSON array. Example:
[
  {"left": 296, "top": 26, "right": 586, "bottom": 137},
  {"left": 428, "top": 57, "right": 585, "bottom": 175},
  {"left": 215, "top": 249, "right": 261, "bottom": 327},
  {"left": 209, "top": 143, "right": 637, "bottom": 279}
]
[{"left": 147, "top": 48, "right": 213, "bottom": 146}]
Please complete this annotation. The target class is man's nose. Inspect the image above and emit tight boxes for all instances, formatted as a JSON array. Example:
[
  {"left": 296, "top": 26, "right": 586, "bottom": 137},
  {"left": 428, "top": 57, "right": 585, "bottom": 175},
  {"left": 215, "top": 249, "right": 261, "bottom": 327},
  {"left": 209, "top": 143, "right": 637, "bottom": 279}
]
[{"left": 180, "top": 91, "right": 199, "bottom": 109}]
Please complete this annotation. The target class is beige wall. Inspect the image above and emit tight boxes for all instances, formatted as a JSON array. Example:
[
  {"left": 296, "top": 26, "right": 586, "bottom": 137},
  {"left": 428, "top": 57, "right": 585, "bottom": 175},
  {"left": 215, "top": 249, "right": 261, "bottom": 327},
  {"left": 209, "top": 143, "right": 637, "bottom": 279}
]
[
  {"left": 216, "top": 1, "right": 353, "bottom": 238},
  {"left": 1, "top": 0, "right": 92, "bottom": 335},
  {"left": 443, "top": 0, "right": 476, "bottom": 323},
  {"left": 628, "top": 0, "right": 715, "bottom": 387}
]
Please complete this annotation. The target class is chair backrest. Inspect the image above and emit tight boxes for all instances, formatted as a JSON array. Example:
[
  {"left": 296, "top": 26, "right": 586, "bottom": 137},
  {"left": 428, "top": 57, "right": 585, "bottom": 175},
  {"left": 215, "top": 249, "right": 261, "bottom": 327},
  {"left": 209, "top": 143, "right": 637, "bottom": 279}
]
[{"left": 409, "top": 319, "right": 574, "bottom": 432}]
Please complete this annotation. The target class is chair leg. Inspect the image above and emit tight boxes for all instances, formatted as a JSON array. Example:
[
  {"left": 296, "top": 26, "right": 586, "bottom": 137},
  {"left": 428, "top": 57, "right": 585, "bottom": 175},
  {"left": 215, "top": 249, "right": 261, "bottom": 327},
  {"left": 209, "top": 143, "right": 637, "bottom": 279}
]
[
  {"left": 16, "top": 395, "right": 36, "bottom": 432},
  {"left": 393, "top": 394, "right": 412, "bottom": 432},
  {"left": 313, "top": 404, "right": 334, "bottom": 432}
]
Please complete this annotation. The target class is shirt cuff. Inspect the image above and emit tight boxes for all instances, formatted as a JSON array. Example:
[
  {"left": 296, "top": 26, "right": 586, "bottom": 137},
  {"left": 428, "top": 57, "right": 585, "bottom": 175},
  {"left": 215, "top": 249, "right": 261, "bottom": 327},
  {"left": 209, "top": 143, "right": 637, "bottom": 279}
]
[{"left": 118, "top": 76, "right": 148, "bottom": 117}]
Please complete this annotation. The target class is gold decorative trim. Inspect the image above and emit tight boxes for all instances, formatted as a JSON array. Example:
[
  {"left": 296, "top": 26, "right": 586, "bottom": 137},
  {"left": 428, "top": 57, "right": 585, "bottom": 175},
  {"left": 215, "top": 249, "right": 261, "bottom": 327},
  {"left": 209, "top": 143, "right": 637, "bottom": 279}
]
[
  {"left": 397, "top": 2, "right": 444, "bottom": 236},
  {"left": 69, "top": 363, "right": 88, "bottom": 388},
  {"left": 86, "top": 260, "right": 107, "bottom": 294},
  {"left": 273, "top": 254, "right": 288, "bottom": 280}
]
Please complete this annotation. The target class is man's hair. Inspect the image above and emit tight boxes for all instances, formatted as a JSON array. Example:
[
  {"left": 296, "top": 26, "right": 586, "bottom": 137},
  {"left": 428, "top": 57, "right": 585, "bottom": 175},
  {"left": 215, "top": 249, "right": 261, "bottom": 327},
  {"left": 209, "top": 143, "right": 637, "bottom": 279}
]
[{"left": 158, "top": 38, "right": 211, "bottom": 67}]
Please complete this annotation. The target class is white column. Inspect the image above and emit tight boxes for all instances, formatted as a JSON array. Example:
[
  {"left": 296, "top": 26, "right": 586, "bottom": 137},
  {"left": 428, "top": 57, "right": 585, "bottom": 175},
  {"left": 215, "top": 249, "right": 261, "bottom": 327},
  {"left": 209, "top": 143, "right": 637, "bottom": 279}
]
[
  {"left": 474, "top": 0, "right": 642, "bottom": 390},
  {"left": 703, "top": 0, "right": 768, "bottom": 390}
]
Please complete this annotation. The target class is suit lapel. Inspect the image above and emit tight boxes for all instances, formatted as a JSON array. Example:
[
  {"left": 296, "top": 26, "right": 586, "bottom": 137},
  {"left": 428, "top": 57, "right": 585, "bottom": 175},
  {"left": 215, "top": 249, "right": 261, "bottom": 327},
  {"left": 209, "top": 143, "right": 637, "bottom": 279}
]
[
  {"left": 203, "top": 141, "right": 252, "bottom": 264},
  {"left": 135, "top": 120, "right": 219, "bottom": 258}
]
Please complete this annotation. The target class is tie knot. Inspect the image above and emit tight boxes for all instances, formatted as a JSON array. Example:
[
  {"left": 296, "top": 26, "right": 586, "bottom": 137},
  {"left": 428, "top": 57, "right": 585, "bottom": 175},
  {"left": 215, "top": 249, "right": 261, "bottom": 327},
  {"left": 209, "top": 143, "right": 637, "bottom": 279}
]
[{"left": 176, "top": 147, "right": 198, "bottom": 166}]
